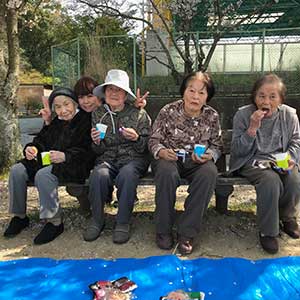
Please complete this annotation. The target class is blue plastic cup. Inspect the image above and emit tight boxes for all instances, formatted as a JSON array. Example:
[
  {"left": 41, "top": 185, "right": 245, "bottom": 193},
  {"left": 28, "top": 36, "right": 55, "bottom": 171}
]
[
  {"left": 96, "top": 123, "right": 108, "bottom": 139},
  {"left": 194, "top": 144, "right": 206, "bottom": 157}
]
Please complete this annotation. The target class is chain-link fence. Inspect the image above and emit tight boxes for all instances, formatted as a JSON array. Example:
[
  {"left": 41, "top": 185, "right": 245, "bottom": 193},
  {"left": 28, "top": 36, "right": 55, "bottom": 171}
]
[{"left": 51, "top": 38, "right": 80, "bottom": 89}]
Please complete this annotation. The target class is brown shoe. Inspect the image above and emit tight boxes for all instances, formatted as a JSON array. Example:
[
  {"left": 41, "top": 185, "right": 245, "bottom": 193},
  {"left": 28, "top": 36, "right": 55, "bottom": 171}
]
[
  {"left": 259, "top": 233, "right": 278, "bottom": 254},
  {"left": 282, "top": 219, "right": 300, "bottom": 239},
  {"left": 156, "top": 233, "right": 174, "bottom": 250},
  {"left": 178, "top": 235, "right": 194, "bottom": 256}
]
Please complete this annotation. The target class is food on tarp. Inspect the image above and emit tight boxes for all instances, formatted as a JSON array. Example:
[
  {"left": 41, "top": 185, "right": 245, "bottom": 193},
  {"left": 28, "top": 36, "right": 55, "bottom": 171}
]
[
  {"left": 89, "top": 277, "right": 137, "bottom": 300},
  {"left": 160, "top": 290, "right": 205, "bottom": 300}
]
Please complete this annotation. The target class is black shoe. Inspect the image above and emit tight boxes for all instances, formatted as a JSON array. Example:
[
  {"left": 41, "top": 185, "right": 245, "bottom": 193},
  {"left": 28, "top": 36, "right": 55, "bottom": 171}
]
[
  {"left": 177, "top": 235, "right": 194, "bottom": 256},
  {"left": 34, "top": 222, "right": 64, "bottom": 245},
  {"left": 156, "top": 233, "right": 174, "bottom": 250},
  {"left": 259, "top": 233, "right": 279, "bottom": 254},
  {"left": 282, "top": 219, "right": 300, "bottom": 239},
  {"left": 4, "top": 216, "right": 29, "bottom": 237}
]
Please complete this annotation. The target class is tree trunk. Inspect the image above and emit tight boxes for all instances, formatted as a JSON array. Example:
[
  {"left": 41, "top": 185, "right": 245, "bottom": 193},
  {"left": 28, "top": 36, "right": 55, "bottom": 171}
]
[{"left": 0, "top": 2, "right": 22, "bottom": 173}]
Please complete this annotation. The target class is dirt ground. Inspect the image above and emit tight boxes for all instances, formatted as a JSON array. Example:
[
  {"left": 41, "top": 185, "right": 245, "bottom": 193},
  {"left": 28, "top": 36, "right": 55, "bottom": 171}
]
[{"left": 0, "top": 180, "right": 299, "bottom": 261}]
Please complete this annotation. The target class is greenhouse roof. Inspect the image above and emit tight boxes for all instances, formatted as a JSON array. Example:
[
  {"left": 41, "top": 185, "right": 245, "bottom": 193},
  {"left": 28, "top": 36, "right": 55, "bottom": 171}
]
[{"left": 186, "top": 1, "right": 300, "bottom": 36}]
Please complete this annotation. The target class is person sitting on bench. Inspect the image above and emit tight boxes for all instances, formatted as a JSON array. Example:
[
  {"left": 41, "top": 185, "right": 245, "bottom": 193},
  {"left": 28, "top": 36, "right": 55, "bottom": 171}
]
[
  {"left": 4, "top": 88, "right": 93, "bottom": 245},
  {"left": 230, "top": 74, "right": 300, "bottom": 254},
  {"left": 148, "top": 71, "right": 222, "bottom": 255},
  {"left": 83, "top": 69, "right": 151, "bottom": 244}
]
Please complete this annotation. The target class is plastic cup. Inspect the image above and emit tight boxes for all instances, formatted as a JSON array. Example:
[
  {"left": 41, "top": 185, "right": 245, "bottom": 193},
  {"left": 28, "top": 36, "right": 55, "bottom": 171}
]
[
  {"left": 194, "top": 144, "right": 206, "bottom": 157},
  {"left": 41, "top": 151, "right": 51, "bottom": 166},
  {"left": 96, "top": 123, "right": 108, "bottom": 139},
  {"left": 274, "top": 152, "right": 290, "bottom": 169}
]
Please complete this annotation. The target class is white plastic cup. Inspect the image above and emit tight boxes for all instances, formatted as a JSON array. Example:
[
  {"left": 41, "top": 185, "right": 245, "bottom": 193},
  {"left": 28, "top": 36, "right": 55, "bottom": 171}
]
[
  {"left": 194, "top": 144, "right": 206, "bottom": 157},
  {"left": 41, "top": 151, "right": 51, "bottom": 166},
  {"left": 96, "top": 123, "right": 108, "bottom": 139}
]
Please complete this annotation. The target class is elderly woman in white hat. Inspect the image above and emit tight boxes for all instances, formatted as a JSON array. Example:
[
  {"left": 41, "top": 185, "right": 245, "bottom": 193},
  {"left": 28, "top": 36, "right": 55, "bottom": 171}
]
[{"left": 83, "top": 69, "right": 152, "bottom": 244}]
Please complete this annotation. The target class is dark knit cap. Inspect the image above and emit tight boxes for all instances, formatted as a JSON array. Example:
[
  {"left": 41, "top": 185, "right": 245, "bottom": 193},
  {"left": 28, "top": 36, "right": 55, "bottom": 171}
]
[{"left": 48, "top": 87, "right": 78, "bottom": 110}]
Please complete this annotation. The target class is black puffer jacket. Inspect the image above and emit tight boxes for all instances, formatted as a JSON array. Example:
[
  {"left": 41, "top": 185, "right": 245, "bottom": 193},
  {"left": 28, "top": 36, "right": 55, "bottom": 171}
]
[{"left": 21, "top": 110, "right": 95, "bottom": 183}]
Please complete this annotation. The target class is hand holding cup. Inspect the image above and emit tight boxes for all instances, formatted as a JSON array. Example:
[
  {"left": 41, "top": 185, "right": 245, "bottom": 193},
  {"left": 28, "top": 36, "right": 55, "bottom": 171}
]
[{"left": 96, "top": 123, "right": 108, "bottom": 140}]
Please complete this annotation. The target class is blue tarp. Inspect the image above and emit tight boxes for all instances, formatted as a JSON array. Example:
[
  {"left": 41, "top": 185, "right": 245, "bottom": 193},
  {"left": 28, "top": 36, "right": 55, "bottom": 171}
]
[{"left": 0, "top": 255, "right": 299, "bottom": 300}]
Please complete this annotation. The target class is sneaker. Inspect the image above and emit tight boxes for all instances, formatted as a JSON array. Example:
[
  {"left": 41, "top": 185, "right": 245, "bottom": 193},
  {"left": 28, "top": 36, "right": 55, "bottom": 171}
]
[
  {"left": 177, "top": 235, "right": 194, "bottom": 256},
  {"left": 156, "top": 233, "right": 174, "bottom": 250},
  {"left": 259, "top": 233, "right": 278, "bottom": 254},
  {"left": 4, "top": 216, "right": 29, "bottom": 238},
  {"left": 282, "top": 219, "right": 300, "bottom": 239},
  {"left": 83, "top": 219, "right": 104, "bottom": 242},
  {"left": 113, "top": 224, "right": 130, "bottom": 244},
  {"left": 34, "top": 222, "right": 64, "bottom": 245}
]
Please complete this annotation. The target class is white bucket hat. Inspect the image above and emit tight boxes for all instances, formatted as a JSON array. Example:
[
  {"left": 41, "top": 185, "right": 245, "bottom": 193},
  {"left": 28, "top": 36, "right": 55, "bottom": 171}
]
[{"left": 93, "top": 69, "right": 136, "bottom": 102}]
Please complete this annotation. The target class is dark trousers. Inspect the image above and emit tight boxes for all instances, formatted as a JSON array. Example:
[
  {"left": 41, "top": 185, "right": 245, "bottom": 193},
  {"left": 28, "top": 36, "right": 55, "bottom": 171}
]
[
  {"left": 152, "top": 158, "right": 217, "bottom": 238},
  {"left": 88, "top": 159, "right": 148, "bottom": 227},
  {"left": 238, "top": 165, "right": 300, "bottom": 236}
]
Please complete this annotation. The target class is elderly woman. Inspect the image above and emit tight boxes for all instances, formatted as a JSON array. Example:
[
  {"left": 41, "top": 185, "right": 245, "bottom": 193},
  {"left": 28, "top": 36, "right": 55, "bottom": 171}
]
[
  {"left": 83, "top": 69, "right": 151, "bottom": 244},
  {"left": 148, "top": 71, "right": 222, "bottom": 255},
  {"left": 230, "top": 74, "right": 300, "bottom": 254},
  {"left": 4, "top": 88, "right": 93, "bottom": 244}
]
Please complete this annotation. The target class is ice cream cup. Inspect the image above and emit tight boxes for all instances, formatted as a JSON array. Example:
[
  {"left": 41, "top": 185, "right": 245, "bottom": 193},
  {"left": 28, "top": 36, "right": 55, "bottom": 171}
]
[
  {"left": 96, "top": 123, "right": 108, "bottom": 139},
  {"left": 194, "top": 144, "right": 206, "bottom": 157},
  {"left": 41, "top": 152, "right": 51, "bottom": 166},
  {"left": 274, "top": 152, "right": 290, "bottom": 169}
]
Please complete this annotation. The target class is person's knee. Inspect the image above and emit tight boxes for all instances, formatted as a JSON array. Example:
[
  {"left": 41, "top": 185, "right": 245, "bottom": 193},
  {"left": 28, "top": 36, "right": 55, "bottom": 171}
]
[
  {"left": 90, "top": 166, "right": 110, "bottom": 182},
  {"left": 154, "top": 160, "right": 178, "bottom": 179},
  {"left": 258, "top": 171, "right": 281, "bottom": 190},
  {"left": 194, "top": 162, "right": 218, "bottom": 182},
  {"left": 10, "top": 163, "right": 27, "bottom": 180},
  {"left": 34, "top": 166, "right": 54, "bottom": 186}
]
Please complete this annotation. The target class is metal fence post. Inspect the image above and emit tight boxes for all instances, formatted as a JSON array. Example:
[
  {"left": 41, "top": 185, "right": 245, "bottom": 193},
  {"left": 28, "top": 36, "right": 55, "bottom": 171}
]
[
  {"left": 77, "top": 37, "right": 81, "bottom": 79},
  {"left": 51, "top": 45, "right": 55, "bottom": 89},
  {"left": 133, "top": 34, "right": 137, "bottom": 92},
  {"left": 261, "top": 28, "right": 266, "bottom": 74}
]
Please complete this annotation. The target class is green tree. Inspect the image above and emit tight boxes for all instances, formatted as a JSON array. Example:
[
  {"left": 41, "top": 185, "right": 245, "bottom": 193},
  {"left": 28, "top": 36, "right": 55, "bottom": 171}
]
[{"left": 19, "top": 0, "right": 77, "bottom": 75}]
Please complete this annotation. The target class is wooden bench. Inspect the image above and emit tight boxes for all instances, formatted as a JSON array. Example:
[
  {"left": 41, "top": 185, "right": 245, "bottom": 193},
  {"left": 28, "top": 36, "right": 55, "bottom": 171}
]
[{"left": 27, "top": 129, "right": 250, "bottom": 214}]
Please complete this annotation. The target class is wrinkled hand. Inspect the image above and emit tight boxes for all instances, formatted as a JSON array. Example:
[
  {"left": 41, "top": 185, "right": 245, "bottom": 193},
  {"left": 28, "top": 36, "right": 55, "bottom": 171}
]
[
  {"left": 158, "top": 149, "right": 178, "bottom": 161},
  {"left": 276, "top": 158, "right": 296, "bottom": 174},
  {"left": 91, "top": 127, "right": 101, "bottom": 145},
  {"left": 120, "top": 127, "right": 139, "bottom": 141},
  {"left": 247, "top": 109, "right": 267, "bottom": 136},
  {"left": 25, "top": 146, "right": 38, "bottom": 160},
  {"left": 134, "top": 88, "right": 149, "bottom": 109},
  {"left": 39, "top": 96, "right": 52, "bottom": 125},
  {"left": 191, "top": 152, "right": 212, "bottom": 164},
  {"left": 49, "top": 150, "right": 65, "bottom": 164}
]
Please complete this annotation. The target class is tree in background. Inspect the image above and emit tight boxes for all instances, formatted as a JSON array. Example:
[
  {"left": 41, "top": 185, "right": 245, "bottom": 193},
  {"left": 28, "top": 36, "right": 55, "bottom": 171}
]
[
  {"left": 82, "top": 16, "right": 138, "bottom": 82},
  {"left": 76, "top": 0, "right": 278, "bottom": 83},
  {"left": 0, "top": 0, "right": 24, "bottom": 172},
  {"left": 19, "top": 0, "right": 78, "bottom": 77}
]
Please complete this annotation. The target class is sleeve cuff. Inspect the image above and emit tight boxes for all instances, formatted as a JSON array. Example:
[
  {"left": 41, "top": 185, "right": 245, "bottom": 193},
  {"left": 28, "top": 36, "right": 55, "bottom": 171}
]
[{"left": 153, "top": 145, "right": 166, "bottom": 160}]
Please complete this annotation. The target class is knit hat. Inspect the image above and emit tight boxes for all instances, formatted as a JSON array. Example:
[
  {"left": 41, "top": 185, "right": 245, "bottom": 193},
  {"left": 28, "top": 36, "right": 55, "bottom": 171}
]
[{"left": 48, "top": 87, "right": 78, "bottom": 111}]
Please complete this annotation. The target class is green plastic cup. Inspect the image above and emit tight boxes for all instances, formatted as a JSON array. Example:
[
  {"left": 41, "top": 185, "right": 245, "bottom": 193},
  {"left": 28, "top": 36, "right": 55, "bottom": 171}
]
[
  {"left": 274, "top": 152, "right": 290, "bottom": 169},
  {"left": 41, "top": 152, "right": 51, "bottom": 166}
]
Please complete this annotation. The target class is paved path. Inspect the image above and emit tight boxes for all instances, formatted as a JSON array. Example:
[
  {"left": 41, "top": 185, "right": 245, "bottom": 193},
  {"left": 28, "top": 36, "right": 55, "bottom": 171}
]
[{"left": 19, "top": 117, "right": 43, "bottom": 146}]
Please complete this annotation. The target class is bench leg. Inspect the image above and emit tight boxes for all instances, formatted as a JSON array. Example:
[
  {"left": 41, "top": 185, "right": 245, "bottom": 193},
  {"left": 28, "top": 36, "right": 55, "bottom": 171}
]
[{"left": 215, "top": 185, "right": 234, "bottom": 214}]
